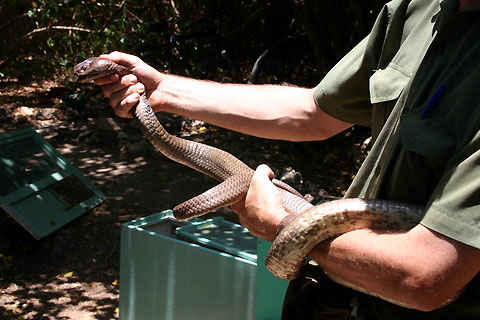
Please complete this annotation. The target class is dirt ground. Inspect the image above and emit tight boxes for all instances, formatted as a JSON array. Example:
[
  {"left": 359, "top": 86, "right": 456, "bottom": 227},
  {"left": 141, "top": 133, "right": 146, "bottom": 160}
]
[{"left": 0, "top": 77, "right": 369, "bottom": 319}]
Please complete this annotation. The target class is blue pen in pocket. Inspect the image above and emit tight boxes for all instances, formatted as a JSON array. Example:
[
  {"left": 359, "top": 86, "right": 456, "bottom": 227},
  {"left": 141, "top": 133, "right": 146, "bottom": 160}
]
[{"left": 421, "top": 83, "right": 446, "bottom": 119}]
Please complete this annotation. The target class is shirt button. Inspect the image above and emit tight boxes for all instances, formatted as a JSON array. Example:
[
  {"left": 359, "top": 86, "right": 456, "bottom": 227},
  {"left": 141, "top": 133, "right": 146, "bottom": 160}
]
[{"left": 435, "top": 44, "right": 446, "bottom": 55}]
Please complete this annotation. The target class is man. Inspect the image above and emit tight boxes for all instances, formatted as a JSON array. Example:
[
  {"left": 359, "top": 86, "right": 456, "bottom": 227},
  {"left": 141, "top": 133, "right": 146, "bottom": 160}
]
[{"left": 94, "top": 0, "right": 480, "bottom": 318}]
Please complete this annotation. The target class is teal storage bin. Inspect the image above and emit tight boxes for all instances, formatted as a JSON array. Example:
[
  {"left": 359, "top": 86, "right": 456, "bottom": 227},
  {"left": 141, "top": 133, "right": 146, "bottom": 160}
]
[
  {"left": 120, "top": 210, "right": 289, "bottom": 320},
  {"left": 0, "top": 127, "right": 106, "bottom": 239},
  {"left": 120, "top": 211, "right": 257, "bottom": 320},
  {"left": 256, "top": 238, "right": 289, "bottom": 320}
]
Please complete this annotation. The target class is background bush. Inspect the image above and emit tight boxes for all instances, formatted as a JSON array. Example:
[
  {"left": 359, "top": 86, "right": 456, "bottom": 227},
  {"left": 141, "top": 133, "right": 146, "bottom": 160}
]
[{"left": 0, "top": 0, "right": 386, "bottom": 82}]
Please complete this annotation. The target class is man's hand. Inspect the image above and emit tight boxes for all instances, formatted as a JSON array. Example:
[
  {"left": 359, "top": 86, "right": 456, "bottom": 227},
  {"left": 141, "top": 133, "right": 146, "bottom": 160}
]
[
  {"left": 231, "top": 164, "right": 289, "bottom": 242},
  {"left": 93, "top": 51, "right": 164, "bottom": 117}
]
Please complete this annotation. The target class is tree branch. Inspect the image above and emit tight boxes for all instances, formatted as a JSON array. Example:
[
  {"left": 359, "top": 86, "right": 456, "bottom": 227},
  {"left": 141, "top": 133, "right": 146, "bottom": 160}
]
[{"left": 23, "top": 26, "right": 94, "bottom": 38}]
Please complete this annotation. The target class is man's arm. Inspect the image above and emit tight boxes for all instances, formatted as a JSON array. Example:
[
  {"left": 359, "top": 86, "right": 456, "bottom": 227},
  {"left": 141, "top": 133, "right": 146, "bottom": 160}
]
[
  {"left": 232, "top": 165, "right": 480, "bottom": 311},
  {"left": 311, "top": 224, "right": 480, "bottom": 311},
  {"left": 95, "top": 51, "right": 352, "bottom": 141}
]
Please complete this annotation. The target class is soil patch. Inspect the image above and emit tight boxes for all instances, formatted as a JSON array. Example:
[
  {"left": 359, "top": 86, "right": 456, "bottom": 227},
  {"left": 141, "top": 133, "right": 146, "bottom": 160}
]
[{"left": 0, "top": 78, "right": 369, "bottom": 319}]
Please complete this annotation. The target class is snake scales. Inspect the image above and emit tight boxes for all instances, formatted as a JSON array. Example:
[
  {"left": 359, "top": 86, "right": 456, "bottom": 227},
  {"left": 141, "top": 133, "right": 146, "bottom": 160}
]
[{"left": 74, "top": 57, "right": 425, "bottom": 305}]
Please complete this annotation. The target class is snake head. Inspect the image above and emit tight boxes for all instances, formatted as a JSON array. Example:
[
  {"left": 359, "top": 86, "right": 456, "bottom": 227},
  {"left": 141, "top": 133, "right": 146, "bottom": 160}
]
[{"left": 74, "top": 57, "right": 129, "bottom": 82}]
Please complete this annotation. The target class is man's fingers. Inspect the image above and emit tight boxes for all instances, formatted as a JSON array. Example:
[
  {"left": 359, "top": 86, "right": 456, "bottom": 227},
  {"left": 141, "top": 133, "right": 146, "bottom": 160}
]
[
  {"left": 232, "top": 164, "right": 273, "bottom": 213},
  {"left": 255, "top": 164, "right": 275, "bottom": 179},
  {"left": 101, "top": 74, "right": 138, "bottom": 98},
  {"left": 99, "top": 51, "right": 143, "bottom": 69},
  {"left": 251, "top": 164, "right": 275, "bottom": 188},
  {"left": 114, "top": 93, "right": 141, "bottom": 118},
  {"left": 97, "top": 73, "right": 144, "bottom": 117},
  {"left": 93, "top": 73, "right": 119, "bottom": 86},
  {"left": 231, "top": 164, "right": 288, "bottom": 241},
  {"left": 107, "top": 81, "right": 144, "bottom": 105}
]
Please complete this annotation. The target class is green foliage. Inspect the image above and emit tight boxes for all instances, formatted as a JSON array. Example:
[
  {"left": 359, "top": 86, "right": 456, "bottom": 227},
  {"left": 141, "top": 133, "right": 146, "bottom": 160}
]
[
  {"left": 0, "top": 0, "right": 386, "bottom": 81},
  {"left": 1, "top": 0, "right": 156, "bottom": 78}
]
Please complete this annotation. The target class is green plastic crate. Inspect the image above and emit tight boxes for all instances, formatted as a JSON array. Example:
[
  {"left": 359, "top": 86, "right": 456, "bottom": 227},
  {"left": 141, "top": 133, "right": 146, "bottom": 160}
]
[
  {"left": 176, "top": 217, "right": 257, "bottom": 262},
  {"left": 120, "top": 211, "right": 256, "bottom": 320},
  {"left": 120, "top": 210, "right": 289, "bottom": 320},
  {"left": 0, "top": 127, "right": 106, "bottom": 239},
  {"left": 256, "top": 238, "right": 289, "bottom": 319}
]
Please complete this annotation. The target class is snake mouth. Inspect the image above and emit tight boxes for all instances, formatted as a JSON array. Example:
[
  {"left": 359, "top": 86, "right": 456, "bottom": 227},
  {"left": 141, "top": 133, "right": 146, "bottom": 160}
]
[
  {"left": 75, "top": 75, "right": 92, "bottom": 83},
  {"left": 75, "top": 71, "right": 114, "bottom": 83}
]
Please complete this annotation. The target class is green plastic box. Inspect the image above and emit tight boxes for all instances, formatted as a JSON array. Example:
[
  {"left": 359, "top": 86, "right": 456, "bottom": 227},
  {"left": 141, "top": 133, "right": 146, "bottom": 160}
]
[
  {"left": 0, "top": 127, "right": 106, "bottom": 238},
  {"left": 120, "top": 210, "right": 289, "bottom": 320},
  {"left": 256, "top": 238, "right": 289, "bottom": 320},
  {"left": 120, "top": 211, "right": 256, "bottom": 320}
]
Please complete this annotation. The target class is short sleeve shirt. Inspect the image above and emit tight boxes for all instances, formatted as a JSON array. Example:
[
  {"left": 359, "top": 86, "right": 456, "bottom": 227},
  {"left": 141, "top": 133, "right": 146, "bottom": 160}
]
[
  {"left": 313, "top": 0, "right": 480, "bottom": 250},
  {"left": 312, "top": 0, "right": 480, "bottom": 317}
]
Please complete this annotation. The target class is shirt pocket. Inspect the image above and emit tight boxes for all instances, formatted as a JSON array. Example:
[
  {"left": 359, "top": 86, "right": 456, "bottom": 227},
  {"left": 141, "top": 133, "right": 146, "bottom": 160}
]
[
  {"left": 400, "top": 99, "right": 456, "bottom": 167},
  {"left": 369, "top": 63, "right": 411, "bottom": 140},
  {"left": 369, "top": 63, "right": 411, "bottom": 104}
]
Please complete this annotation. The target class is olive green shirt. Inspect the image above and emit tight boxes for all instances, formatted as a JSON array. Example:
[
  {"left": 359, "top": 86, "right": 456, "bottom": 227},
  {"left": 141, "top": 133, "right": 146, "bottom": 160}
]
[{"left": 313, "top": 0, "right": 480, "bottom": 317}]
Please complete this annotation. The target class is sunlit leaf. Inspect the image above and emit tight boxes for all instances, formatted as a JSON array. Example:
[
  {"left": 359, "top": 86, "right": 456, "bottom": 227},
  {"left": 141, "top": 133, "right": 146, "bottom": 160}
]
[{"left": 63, "top": 271, "right": 74, "bottom": 278}]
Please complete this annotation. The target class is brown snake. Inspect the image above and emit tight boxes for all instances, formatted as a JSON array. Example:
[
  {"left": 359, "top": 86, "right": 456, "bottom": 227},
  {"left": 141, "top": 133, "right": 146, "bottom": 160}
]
[{"left": 74, "top": 57, "right": 426, "bottom": 306}]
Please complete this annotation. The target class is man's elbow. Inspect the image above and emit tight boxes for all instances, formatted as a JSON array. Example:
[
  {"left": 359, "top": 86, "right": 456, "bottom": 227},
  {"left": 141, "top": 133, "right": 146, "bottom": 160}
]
[{"left": 402, "top": 273, "right": 459, "bottom": 312}]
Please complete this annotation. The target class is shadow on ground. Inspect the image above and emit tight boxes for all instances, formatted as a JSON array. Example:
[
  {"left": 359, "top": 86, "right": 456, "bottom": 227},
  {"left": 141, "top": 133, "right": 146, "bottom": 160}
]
[{"left": 0, "top": 78, "right": 369, "bottom": 319}]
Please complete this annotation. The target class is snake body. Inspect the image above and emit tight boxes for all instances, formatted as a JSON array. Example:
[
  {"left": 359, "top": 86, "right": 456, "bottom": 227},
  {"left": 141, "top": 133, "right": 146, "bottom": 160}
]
[
  {"left": 266, "top": 198, "right": 424, "bottom": 280},
  {"left": 74, "top": 57, "right": 313, "bottom": 219},
  {"left": 74, "top": 58, "right": 425, "bottom": 305}
]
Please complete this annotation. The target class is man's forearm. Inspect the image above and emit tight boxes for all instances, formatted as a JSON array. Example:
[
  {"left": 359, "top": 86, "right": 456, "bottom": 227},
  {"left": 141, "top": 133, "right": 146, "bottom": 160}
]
[
  {"left": 155, "top": 74, "right": 351, "bottom": 141},
  {"left": 309, "top": 224, "right": 476, "bottom": 311}
]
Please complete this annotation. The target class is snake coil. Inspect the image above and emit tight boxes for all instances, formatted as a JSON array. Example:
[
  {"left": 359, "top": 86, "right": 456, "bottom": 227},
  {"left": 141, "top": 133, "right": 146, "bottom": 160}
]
[{"left": 74, "top": 57, "right": 426, "bottom": 307}]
